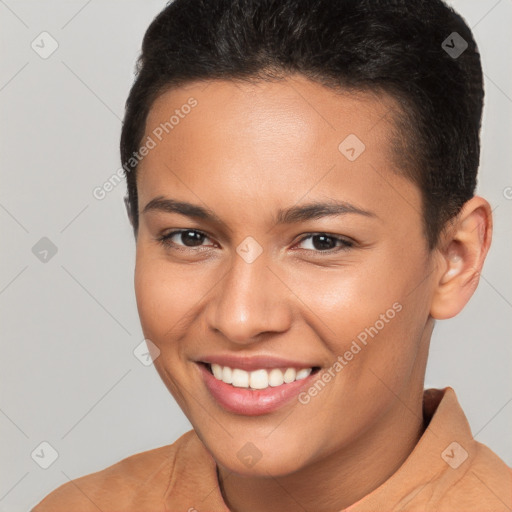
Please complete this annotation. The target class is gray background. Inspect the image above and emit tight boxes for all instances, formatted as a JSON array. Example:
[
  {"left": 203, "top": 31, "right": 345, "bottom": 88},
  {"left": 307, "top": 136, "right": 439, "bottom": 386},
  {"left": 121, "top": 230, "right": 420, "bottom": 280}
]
[{"left": 0, "top": 1, "right": 511, "bottom": 510}]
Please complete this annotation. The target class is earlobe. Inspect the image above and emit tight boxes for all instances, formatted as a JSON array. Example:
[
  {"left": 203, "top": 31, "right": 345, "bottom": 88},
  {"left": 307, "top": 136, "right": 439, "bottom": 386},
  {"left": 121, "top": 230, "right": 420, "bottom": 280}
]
[{"left": 430, "top": 196, "right": 493, "bottom": 320}]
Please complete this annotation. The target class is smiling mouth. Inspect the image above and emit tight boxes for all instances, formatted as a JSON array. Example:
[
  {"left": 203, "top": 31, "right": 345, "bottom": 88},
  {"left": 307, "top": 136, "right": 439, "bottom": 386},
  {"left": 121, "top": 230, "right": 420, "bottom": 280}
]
[{"left": 199, "top": 362, "right": 321, "bottom": 390}]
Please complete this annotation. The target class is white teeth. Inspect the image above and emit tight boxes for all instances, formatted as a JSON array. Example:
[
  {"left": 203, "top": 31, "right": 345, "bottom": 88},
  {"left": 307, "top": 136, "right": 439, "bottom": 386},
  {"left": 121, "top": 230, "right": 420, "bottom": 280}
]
[
  {"left": 268, "top": 368, "right": 284, "bottom": 387},
  {"left": 222, "top": 366, "right": 233, "bottom": 384},
  {"left": 296, "top": 368, "right": 312, "bottom": 380},
  {"left": 232, "top": 368, "right": 249, "bottom": 388},
  {"left": 283, "top": 368, "right": 296, "bottom": 383},
  {"left": 249, "top": 369, "right": 268, "bottom": 389},
  {"left": 211, "top": 363, "right": 223, "bottom": 380},
  {"left": 208, "top": 364, "right": 314, "bottom": 389}
]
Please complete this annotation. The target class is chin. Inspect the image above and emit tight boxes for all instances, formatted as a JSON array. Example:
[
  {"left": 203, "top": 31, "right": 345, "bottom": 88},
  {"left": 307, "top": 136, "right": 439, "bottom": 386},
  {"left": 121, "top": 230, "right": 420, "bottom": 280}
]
[
  {"left": 223, "top": 454, "right": 306, "bottom": 478},
  {"left": 204, "top": 433, "right": 313, "bottom": 477}
]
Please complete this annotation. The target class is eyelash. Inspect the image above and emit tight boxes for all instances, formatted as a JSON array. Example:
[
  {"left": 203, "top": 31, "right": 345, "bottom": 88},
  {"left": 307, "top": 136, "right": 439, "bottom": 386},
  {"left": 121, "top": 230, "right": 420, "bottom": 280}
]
[{"left": 156, "top": 229, "right": 354, "bottom": 254}]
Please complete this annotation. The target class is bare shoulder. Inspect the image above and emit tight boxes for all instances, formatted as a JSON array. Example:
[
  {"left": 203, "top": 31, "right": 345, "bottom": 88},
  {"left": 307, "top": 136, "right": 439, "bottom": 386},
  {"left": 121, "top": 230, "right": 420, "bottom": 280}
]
[{"left": 30, "top": 437, "right": 189, "bottom": 512}]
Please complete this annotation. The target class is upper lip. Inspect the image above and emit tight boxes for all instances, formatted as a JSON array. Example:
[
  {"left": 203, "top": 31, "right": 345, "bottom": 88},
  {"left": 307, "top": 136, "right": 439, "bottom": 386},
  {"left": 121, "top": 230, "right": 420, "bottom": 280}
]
[{"left": 196, "top": 354, "right": 321, "bottom": 371}]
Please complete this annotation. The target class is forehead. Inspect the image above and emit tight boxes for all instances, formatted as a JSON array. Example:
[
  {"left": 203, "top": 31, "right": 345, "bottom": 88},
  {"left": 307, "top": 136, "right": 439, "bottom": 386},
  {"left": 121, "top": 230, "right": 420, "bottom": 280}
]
[
  {"left": 141, "top": 75, "right": 397, "bottom": 165},
  {"left": 136, "top": 75, "right": 420, "bottom": 227}
]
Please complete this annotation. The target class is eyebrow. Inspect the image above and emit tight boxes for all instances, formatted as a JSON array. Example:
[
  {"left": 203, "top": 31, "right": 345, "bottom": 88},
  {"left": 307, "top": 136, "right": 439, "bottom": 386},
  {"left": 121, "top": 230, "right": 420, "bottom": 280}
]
[{"left": 142, "top": 196, "right": 377, "bottom": 228}]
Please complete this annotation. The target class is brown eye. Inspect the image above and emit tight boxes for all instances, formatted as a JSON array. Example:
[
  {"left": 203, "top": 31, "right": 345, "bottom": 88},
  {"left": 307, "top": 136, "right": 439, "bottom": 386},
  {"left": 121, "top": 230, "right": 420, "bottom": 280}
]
[
  {"left": 296, "top": 233, "right": 354, "bottom": 252},
  {"left": 158, "top": 229, "right": 213, "bottom": 249}
]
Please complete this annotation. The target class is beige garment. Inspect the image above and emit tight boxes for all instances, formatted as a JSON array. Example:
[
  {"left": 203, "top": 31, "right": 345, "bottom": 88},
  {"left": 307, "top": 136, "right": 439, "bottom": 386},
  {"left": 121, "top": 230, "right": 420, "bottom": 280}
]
[{"left": 32, "top": 387, "right": 512, "bottom": 511}]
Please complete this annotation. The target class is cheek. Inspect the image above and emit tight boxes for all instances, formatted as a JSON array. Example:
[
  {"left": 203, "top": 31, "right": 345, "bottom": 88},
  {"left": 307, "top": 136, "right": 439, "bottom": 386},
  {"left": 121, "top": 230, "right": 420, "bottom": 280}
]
[
  {"left": 281, "top": 254, "right": 428, "bottom": 385},
  {"left": 134, "top": 254, "right": 203, "bottom": 414},
  {"left": 281, "top": 257, "right": 404, "bottom": 341},
  {"left": 134, "top": 255, "right": 194, "bottom": 345}
]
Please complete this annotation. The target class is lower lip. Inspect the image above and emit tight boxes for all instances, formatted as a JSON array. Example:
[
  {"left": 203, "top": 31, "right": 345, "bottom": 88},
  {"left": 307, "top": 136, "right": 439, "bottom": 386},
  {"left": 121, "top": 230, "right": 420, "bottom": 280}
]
[{"left": 197, "top": 363, "right": 319, "bottom": 416}]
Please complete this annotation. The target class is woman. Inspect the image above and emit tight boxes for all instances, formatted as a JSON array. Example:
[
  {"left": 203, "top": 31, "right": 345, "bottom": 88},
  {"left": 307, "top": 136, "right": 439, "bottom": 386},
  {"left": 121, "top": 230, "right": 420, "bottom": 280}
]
[{"left": 33, "top": 0, "right": 512, "bottom": 510}]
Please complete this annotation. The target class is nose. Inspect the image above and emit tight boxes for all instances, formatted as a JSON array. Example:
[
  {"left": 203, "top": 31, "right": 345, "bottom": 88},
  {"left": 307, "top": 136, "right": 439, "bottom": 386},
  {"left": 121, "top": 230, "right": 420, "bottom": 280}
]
[{"left": 205, "top": 249, "right": 292, "bottom": 345}]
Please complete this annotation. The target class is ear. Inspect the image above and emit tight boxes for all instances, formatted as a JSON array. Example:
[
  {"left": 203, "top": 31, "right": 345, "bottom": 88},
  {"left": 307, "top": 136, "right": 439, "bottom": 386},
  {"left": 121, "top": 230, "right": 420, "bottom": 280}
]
[{"left": 430, "top": 196, "right": 493, "bottom": 320}]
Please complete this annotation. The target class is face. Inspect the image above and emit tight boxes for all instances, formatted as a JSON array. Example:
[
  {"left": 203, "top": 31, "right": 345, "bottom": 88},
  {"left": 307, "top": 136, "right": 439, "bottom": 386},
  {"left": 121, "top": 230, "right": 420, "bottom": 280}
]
[{"left": 134, "top": 75, "right": 437, "bottom": 476}]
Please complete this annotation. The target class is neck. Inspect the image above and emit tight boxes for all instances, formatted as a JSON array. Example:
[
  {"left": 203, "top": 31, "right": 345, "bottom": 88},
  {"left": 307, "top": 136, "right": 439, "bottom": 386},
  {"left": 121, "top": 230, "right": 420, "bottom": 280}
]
[{"left": 217, "top": 386, "right": 426, "bottom": 512}]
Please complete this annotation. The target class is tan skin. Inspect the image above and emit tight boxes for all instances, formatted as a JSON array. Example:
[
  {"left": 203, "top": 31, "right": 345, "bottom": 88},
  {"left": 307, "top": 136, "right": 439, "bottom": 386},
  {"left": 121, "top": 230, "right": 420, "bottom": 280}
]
[{"left": 132, "top": 75, "right": 492, "bottom": 512}]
